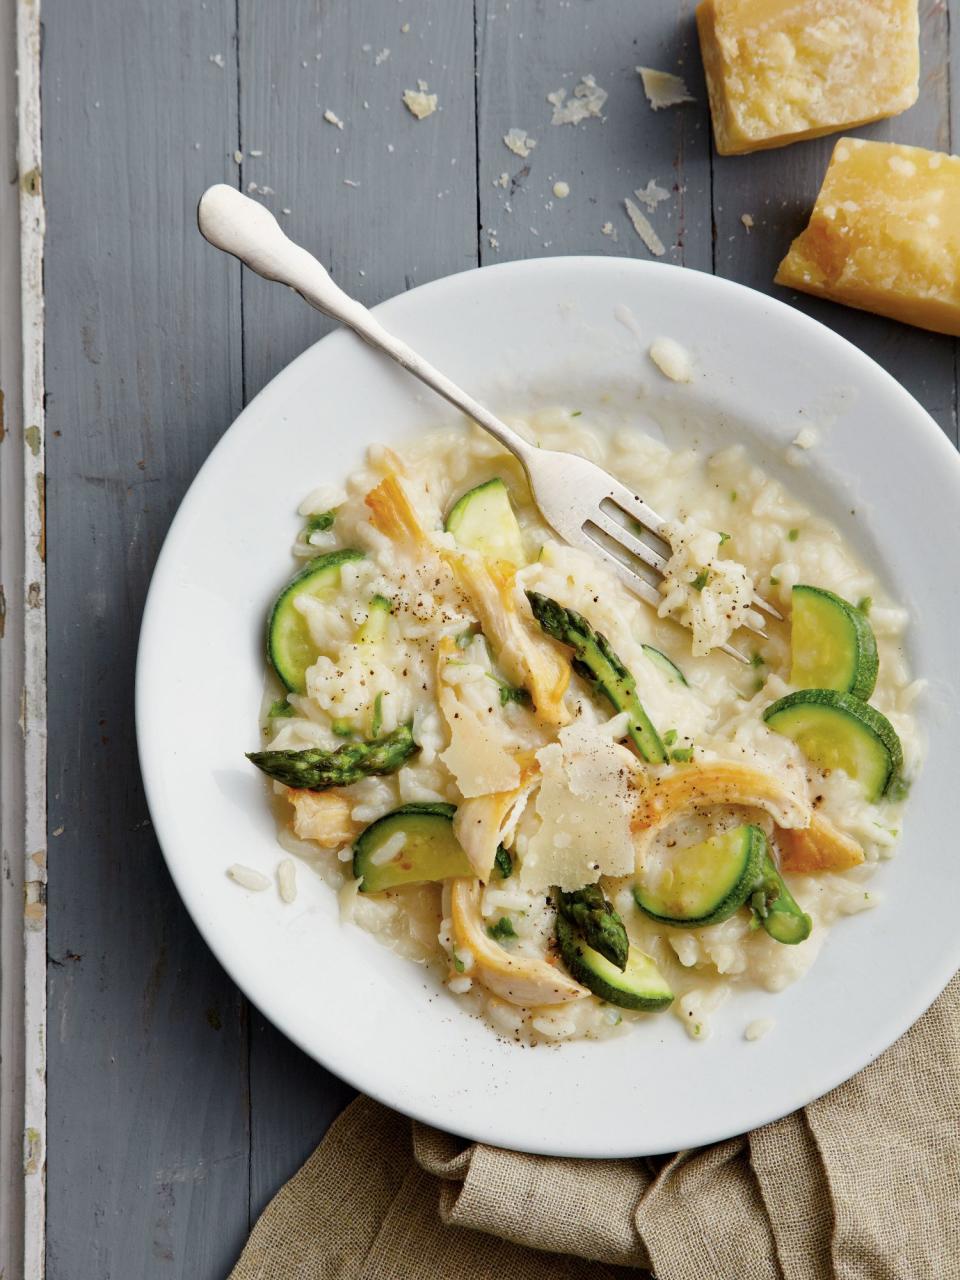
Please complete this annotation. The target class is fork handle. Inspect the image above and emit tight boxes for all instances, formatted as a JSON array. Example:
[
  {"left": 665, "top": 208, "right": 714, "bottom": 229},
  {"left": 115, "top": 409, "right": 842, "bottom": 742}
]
[{"left": 197, "top": 185, "right": 537, "bottom": 466}]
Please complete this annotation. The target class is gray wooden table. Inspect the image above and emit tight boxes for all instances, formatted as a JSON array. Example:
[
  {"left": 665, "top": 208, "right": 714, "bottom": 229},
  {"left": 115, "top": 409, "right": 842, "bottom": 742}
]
[{"left": 37, "top": 1, "right": 958, "bottom": 1275}]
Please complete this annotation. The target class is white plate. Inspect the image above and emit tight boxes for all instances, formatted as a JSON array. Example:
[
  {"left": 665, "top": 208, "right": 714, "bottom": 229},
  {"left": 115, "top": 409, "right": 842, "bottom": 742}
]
[{"left": 137, "top": 258, "right": 960, "bottom": 1157}]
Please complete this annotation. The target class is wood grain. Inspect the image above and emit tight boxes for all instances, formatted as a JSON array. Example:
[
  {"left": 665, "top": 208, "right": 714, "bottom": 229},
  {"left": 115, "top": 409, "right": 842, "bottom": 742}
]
[{"left": 42, "top": 3, "right": 251, "bottom": 1277}]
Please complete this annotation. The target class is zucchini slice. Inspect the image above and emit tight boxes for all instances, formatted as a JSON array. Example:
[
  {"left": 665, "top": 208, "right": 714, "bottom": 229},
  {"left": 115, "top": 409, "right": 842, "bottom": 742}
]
[
  {"left": 445, "top": 477, "right": 526, "bottom": 566},
  {"left": 632, "top": 824, "right": 768, "bottom": 928},
  {"left": 268, "top": 549, "right": 364, "bottom": 693},
  {"left": 642, "top": 644, "right": 688, "bottom": 687},
  {"left": 555, "top": 914, "right": 673, "bottom": 1012},
  {"left": 763, "top": 688, "right": 902, "bottom": 802},
  {"left": 790, "top": 585, "right": 878, "bottom": 699},
  {"left": 750, "top": 853, "right": 812, "bottom": 945},
  {"left": 353, "top": 803, "right": 473, "bottom": 893},
  {"left": 356, "top": 593, "right": 393, "bottom": 645}
]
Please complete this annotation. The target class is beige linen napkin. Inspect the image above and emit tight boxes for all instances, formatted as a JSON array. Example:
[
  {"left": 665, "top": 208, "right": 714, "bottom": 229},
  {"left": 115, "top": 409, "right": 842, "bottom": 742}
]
[{"left": 231, "top": 973, "right": 959, "bottom": 1280}]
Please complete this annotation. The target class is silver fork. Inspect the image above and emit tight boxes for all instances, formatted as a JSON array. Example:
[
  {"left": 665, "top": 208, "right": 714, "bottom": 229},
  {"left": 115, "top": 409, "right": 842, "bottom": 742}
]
[{"left": 197, "top": 185, "right": 779, "bottom": 660}]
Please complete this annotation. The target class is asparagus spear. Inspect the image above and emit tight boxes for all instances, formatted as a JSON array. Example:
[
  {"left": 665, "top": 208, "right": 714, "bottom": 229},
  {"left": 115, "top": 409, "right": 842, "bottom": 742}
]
[
  {"left": 749, "top": 854, "right": 812, "bottom": 945},
  {"left": 525, "top": 592, "right": 667, "bottom": 763},
  {"left": 247, "top": 723, "right": 418, "bottom": 791},
  {"left": 555, "top": 884, "right": 629, "bottom": 971}
]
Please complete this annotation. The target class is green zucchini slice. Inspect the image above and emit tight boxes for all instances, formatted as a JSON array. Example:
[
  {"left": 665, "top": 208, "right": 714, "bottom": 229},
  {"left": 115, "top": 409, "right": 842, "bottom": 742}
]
[
  {"left": 356, "top": 593, "right": 393, "bottom": 645},
  {"left": 790, "top": 585, "right": 878, "bottom": 699},
  {"left": 763, "top": 688, "right": 902, "bottom": 801},
  {"left": 268, "top": 549, "right": 364, "bottom": 693},
  {"left": 555, "top": 914, "right": 673, "bottom": 1012},
  {"left": 632, "top": 824, "right": 768, "bottom": 928},
  {"left": 750, "top": 853, "right": 812, "bottom": 945},
  {"left": 353, "top": 803, "right": 473, "bottom": 893},
  {"left": 642, "top": 644, "right": 688, "bottom": 686},
  {"left": 445, "top": 477, "right": 526, "bottom": 566}
]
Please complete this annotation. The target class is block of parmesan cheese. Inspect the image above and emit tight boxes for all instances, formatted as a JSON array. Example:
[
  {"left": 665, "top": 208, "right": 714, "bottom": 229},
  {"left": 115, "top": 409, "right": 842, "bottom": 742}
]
[
  {"left": 696, "top": 0, "right": 919, "bottom": 156},
  {"left": 775, "top": 138, "right": 960, "bottom": 338}
]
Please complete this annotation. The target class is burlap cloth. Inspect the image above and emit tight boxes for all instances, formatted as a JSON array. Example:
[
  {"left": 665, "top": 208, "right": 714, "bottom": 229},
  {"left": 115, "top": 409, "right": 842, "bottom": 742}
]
[{"left": 231, "top": 973, "right": 959, "bottom": 1279}]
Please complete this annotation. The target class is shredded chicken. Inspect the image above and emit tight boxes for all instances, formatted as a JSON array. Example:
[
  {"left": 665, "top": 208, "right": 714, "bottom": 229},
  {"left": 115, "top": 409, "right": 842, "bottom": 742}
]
[
  {"left": 453, "top": 755, "right": 540, "bottom": 880},
  {"left": 287, "top": 789, "right": 360, "bottom": 848}
]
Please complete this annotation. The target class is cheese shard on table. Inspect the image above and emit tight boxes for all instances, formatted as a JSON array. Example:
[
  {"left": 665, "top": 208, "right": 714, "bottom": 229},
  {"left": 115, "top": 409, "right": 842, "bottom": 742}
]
[
  {"left": 519, "top": 721, "right": 637, "bottom": 892},
  {"left": 695, "top": 0, "right": 919, "bottom": 156},
  {"left": 775, "top": 138, "right": 960, "bottom": 338}
]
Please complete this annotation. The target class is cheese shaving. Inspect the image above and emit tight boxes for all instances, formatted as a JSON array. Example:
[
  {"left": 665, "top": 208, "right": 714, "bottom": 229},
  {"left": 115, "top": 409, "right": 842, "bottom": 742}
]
[
  {"left": 519, "top": 722, "right": 636, "bottom": 892},
  {"left": 634, "top": 178, "right": 671, "bottom": 211},
  {"left": 503, "top": 128, "right": 536, "bottom": 157},
  {"left": 637, "top": 67, "right": 695, "bottom": 111},
  {"left": 547, "top": 75, "right": 608, "bottom": 125},
  {"left": 403, "top": 87, "right": 438, "bottom": 120},
  {"left": 624, "top": 198, "right": 666, "bottom": 257}
]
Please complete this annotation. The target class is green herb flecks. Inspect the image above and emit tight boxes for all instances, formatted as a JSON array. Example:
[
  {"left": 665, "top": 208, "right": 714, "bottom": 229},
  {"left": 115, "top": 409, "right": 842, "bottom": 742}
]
[{"left": 487, "top": 916, "right": 517, "bottom": 941}]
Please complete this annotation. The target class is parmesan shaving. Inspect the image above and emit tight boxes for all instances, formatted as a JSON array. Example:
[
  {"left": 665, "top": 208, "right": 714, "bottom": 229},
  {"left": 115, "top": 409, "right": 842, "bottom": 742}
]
[
  {"left": 403, "top": 87, "right": 438, "bottom": 120},
  {"left": 519, "top": 722, "right": 636, "bottom": 892},
  {"left": 634, "top": 178, "right": 671, "bottom": 211},
  {"left": 547, "top": 75, "right": 608, "bottom": 125},
  {"left": 624, "top": 198, "right": 666, "bottom": 257},
  {"left": 637, "top": 67, "right": 695, "bottom": 111},
  {"left": 503, "top": 128, "right": 536, "bottom": 157}
]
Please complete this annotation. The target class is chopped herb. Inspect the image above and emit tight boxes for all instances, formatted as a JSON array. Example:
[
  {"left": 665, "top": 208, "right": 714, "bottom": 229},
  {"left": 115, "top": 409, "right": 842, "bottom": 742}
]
[
  {"left": 493, "top": 845, "right": 513, "bottom": 879},
  {"left": 452, "top": 950, "right": 466, "bottom": 974},
  {"left": 857, "top": 595, "right": 873, "bottom": 615},
  {"left": 662, "top": 728, "right": 678, "bottom": 747},
  {"left": 331, "top": 718, "right": 355, "bottom": 738},
  {"left": 305, "top": 509, "right": 336, "bottom": 533},
  {"left": 787, "top": 528, "right": 800, "bottom": 542},
  {"left": 769, "top": 575, "right": 780, "bottom": 587},
  {"left": 671, "top": 747, "right": 694, "bottom": 763},
  {"left": 718, "top": 531, "right": 732, "bottom": 545},
  {"left": 753, "top": 675, "right": 765, "bottom": 693},
  {"left": 691, "top": 569, "right": 709, "bottom": 592},
  {"left": 730, "top": 491, "right": 738, "bottom": 502},
  {"left": 455, "top": 627, "right": 477, "bottom": 649},
  {"left": 485, "top": 671, "right": 533, "bottom": 708},
  {"left": 750, "top": 652, "right": 764, "bottom": 668},
  {"left": 570, "top": 409, "right": 582, "bottom": 418},
  {"left": 693, "top": 1022, "right": 702, "bottom": 1036},
  {"left": 268, "top": 698, "right": 294, "bottom": 719},
  {"left": 370, "top": 692, "right": 384, "bottom": 738},
  {"left": 487, "top": 916, "right": 517, "bottom": 941}
]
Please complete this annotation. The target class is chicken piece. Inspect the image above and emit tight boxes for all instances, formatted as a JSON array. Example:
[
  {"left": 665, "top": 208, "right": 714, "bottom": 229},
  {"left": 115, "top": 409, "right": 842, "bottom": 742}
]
[
  {"left": 449, "top": 878, "right": 588, "bottom": 1006},
  {"left": 453, "top": 755, "right": 540, "bottom": 881},
  {"left": 777, "top": 812, "right": 865, "bottom": 874},
  {"left": 287, "top": 789, "right": 360, "bottom": 848}
]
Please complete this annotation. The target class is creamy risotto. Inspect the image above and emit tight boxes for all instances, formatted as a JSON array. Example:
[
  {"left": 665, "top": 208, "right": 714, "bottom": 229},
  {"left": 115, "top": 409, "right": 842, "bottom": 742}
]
[{"left": 243, "top": 410, "right": 921, "bottom": 1043}]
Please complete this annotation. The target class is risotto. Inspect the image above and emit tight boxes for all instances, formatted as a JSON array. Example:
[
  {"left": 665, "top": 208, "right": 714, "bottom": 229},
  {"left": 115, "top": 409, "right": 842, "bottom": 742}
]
[{"left": 244, "top": 409, "right": 921, "bottom": 1043}]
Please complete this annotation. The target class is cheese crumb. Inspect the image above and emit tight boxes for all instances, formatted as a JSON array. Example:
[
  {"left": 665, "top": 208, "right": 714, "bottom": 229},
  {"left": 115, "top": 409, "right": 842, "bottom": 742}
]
[
  {"left": 503, "top": 128, "right": 536, "bottom": 157},
  {"left": 624, "top": 198, "right": 665, "bottom": 256},
  {"left": 375, "top": 47, "right": 391, "bottom": 65},
  {"left": 741, "top": 213, "right": 755, "bottom": 231},
  {"left": 745, "top": 1018, "right": 776, "bottom": 1042},
  {"left": 634, "top": 178, "right": 671, "bottom": 211},
  {"left": 209, "top": 52, "right": 226, "bottom": 69},
  {"left": 403, "top": 87, "right": 438, "bottom": 120},
  {"left": 401, "top": 22, "right": 410, "bottom": 34},
  {"left": 649, "top": 337, "right": 693, "bottom": 383},
  {"left": 494, "top": 172, "right": 509, "bottom": 188},
  {"left": 637, "top": 66, "right": 695, "bottom": 111},
  {"left": 600, "top": 221, "right": 618, "bottom": 239},
  {"left": 547, "top": 74, "right": 608, "bottom": 125},
  {"left": 791, "top": 425, "right": 820, "bottom": 450},
  {"left": 233, "top": 150, "right": 243, "bottom": 165},
  {"left": 553, "top": 180, "right": 570, "bottom": 198},
  {"left": 323, "top": 109, "right": 345, "bottom": 130}
]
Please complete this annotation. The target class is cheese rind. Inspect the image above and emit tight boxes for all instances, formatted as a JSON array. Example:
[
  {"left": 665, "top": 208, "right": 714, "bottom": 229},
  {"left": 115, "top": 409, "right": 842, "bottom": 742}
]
[
  {"left": 775, "top": 138, "right": 960, "bottom": 338},
  {"left": 696, "top": 0, "right": 919, "bottom": 156}
]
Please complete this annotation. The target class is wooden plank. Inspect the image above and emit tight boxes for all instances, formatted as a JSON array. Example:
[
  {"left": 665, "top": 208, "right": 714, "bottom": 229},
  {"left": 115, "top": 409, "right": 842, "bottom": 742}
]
[
  {"left": 235, "top": 0, "right": 479, "bottom": 1218},
  {"left": 476, "top": 0, "right": 713, "bottom": 270},
  {"left": 711, "top": 0, "right": 957, "bottom": 444},
  {"left": 41, "top": 3, "right": 252, "bottom": 1277}
]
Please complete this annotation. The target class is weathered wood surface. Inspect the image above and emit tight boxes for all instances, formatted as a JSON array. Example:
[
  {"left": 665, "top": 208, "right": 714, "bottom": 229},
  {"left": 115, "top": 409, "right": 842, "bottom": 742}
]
[{"left": 40, "top": 1, "right": 957, "bottom": 1276}]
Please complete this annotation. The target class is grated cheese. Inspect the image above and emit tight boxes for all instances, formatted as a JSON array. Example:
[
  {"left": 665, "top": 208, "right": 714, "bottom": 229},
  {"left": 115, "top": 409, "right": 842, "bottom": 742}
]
[
  {"left": 403, "top": 87, "right": 438, "bottom": 120},
  {"left": 634, "top": 178, "right": 671, "bottom": 211},
  {"left": 624, "top": 198, "right": 666, "bottom": 256},
  {"left": 503, "top": 128, "right": 536, "bottom": 157},
  {"left": 547, "top": 74, "right": 608, "bottom": 125},
  {"left": 637, "top": 66, "right": 695, "bottom": 111},
  {"left": 519, "top": 722, "right": 636, "bottom": 892}
]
